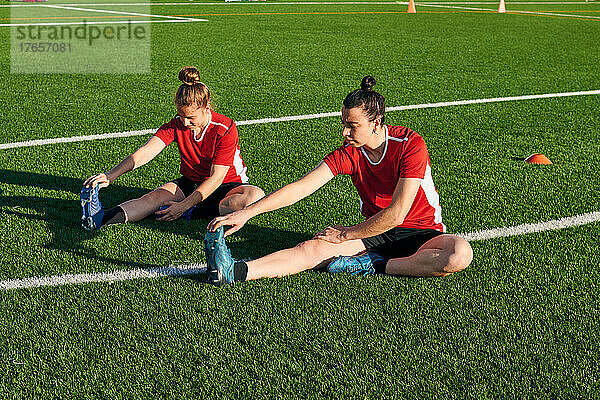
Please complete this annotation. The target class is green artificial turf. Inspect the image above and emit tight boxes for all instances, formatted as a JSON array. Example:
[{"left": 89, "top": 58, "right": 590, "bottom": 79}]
[{"left": 1, "top": 1, "right": 599, "bottom": 398}]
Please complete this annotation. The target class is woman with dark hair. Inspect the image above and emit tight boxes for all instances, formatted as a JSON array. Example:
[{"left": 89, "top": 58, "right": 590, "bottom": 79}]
[
  {"left": 80, "top": 66, "right": 264, "bottom": 230},
  {"left": 205, "top": 76, "right": 472, "bottom": 285}
]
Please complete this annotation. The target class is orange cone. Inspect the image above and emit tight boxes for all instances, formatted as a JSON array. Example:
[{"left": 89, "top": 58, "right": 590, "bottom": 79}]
[
  {"left": 498, "top": 0, "right": 506, "bottom": 13},
  {"left": 524, "top": 153, "right": 552, "bottom": 165},
  {"left": 407, "top": 0, "right": 416, "bottom": 13}
]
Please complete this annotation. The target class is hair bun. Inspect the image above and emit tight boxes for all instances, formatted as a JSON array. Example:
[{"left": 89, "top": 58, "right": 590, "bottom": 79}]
[
  {"left": 360, "top": 75, "right": 376, "bottom": 91},
  {"left": 179, "top": 66, "right": 202, "bottom": 86}
]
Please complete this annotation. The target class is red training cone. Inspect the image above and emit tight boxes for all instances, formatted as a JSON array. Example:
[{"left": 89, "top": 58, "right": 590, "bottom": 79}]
[{"left": 524, "top": 153, "right": 552, "bottom": 165}]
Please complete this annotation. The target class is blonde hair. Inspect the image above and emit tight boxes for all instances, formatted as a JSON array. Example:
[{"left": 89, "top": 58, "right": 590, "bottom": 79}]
[{"left": 175, "top": 66, "right": 211, "bottom": 108}]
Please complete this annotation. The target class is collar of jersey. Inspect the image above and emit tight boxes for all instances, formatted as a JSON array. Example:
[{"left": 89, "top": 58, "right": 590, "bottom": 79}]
[
  {"left": 193, "top": 112, "right": 212, "bottom": 142},
  {"left": 360, "top": 125, "right": 388, "bottom": 166}
]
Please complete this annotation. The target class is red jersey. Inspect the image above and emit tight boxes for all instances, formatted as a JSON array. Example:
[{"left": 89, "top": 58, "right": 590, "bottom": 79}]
[
  {"left": 154, "top": 110, "right": 248, "bottom": 183},
  {"left": 323, "top": 125, "right": 445, "bottom": 232}
]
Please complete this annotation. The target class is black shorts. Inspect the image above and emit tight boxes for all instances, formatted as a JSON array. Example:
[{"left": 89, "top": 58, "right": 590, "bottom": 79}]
[
  {"left": 171, "top": 176, "right": 243, "bottom": 220},
  {"left": 362, "top": 227, "right": 444, "bottom": 260}
]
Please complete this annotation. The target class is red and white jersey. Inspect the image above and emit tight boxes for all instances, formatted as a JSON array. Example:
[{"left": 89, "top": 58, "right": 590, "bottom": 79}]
[
  {"left": 154, "top": 110, "right": 248, "bottom": 184},
  {"left": 323, "top": 125, "right": 445, "bottom": 232}
]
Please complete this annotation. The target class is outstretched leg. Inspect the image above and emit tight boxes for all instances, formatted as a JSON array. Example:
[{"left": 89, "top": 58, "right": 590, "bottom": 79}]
[
  {"left": 385, "top": 234, "right": 473, "bottom": 277},
  {"left": 245, "top": 238, "right": 367, "bottom": 280}
]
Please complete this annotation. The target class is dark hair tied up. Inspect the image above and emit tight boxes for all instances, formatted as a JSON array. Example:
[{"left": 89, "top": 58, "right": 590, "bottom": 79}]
[
  {"left": 344, "top": 75, "right": 385, "bottom": 124},
  {"left": 360, "top": 75, "right": 376, "bottom": 91}
]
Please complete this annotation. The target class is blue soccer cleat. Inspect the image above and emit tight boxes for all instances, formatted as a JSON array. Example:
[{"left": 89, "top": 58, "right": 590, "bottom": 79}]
[
  {"left": 327, "top": 251, "right": 385, "bottom": 276},
  {"left": 156, "top": 204, "right": 196, "bottom": 220},
  {"left": 203, "top": 227, "right": 236, "bottom": 286},
  {"left": 80, "top": 185, "right": 104, "bottom": 230}
]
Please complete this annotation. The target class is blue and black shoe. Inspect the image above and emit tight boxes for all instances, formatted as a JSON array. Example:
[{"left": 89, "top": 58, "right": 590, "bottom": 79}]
[
  {"left": 203, "top": 227, "right": 236, "bottom": 286},
  {"left": 80, "top": 185, "right": 104, "bottom": 230},
  {"left": 327, "top": 251, "right": 385, "bottom": 276},
  {"left": 156, "top": 204, "right": 196, "bottom": 220}
]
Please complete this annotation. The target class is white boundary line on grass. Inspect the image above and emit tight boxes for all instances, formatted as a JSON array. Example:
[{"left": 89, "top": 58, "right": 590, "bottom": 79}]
[
  {"left": 0, "top": 3, "right": 208, "bottom": 26},
  {"left": 43, "top": 4, "right": 207, "bottom": 22},
  {"left": 461, "top": 211, "right": 600, "bottom": 241},
  {"left": 1, "top": 211, "right": 599, "bottom": 290},
  {"left": 1, "top": 89, "right": 599, "bottom": 150},
  {"left": 0, "top": 265, "right": 207, "bottom": 290}
]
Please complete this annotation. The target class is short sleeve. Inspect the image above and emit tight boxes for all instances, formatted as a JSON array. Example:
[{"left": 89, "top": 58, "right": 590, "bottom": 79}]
[
  {"left": 323, "top": 144, "right": 355, "bottom": 176},
  {"left": 399, "top": 135, "right": 428, "bottom": 179},
  {"left": 213, "top": 123, "right": 238, "bottom": 166},
  {"left": 154, "top": 119, "right": 176, "bottom": 146}
]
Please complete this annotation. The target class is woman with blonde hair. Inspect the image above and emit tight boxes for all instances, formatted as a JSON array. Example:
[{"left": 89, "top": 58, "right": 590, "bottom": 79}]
[{"left": 81, "top": 66, "right": 264, "bottom": 229}]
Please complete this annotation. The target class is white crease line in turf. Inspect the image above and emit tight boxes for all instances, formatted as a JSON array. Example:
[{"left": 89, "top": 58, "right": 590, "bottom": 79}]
[
  {"left": 0, "top": 129, "right": 154, "bottom": 149},
  {"left": 43, "top": 4, "right": 207, "bottom": 22},
  {"left": 415, "top": 2, "right": 600, "bottom": 19},
  {"left": 0, "top": 265, "right": 206, "bottom": 290},
  {"left": 460, "top": 211, "right": 600, "bottom": 241},
  {"left": 1, "top": 211, "right": 599, "bottom": 290},
  {"left": 1, "top": 89, "right": 599, "bottom": 150}
]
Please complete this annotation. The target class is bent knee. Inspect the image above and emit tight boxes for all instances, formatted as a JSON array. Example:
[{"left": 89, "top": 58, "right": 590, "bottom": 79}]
[
  {"left": 244, "top": 186, "right": 265, "bottom": 204},
  {"left": 441, "top": 237, "right": 473, "bottom": 275},
  {"left": 220, "top": 186, "right": 265, "bottom": 211},
  {"left": 139, "top": 191, "right": 168, "bottom": 210}
]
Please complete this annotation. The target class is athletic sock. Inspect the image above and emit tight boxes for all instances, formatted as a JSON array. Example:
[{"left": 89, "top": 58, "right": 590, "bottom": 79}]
[
  {"left": 373, "top": 259, "right": 388, "bottom": 275},
  {"left": 233, "top": 261, "right": 248, "bottom": 282},
  {"left": 101, "top": 206, "right": 126, "bottom": 227}
]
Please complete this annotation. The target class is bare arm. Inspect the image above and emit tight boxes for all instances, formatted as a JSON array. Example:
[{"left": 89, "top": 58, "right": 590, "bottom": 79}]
[
  {"left": 83, "top": 136, "right": 166, "bottom": 188},
  {"left": 315, "top": 177, "right": 422, "bottom": 243},
  {"left": 208, "top": 162, "right": 335, "bottom": 236}
]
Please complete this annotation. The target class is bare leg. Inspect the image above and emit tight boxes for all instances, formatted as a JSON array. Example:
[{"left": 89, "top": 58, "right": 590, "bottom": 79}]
[
  {"left": 219, "top": 185, "right": 265, "bottom": 215},
  {"left": 245, "top": 238, "right": 367, "bottom": 280},
  {"left": 119, "top": 182, "right": 185, "bottom": 222},
  {"left": 385, "top": 234, "right": 473, "bottom": 277}
]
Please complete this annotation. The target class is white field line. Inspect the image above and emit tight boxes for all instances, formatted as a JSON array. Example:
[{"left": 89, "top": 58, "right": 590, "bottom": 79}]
[
  {"left": 1, "top": 211, "right": 599, "bottom": 290},
  {"left": 460, "top": 211, "right": 600, "bottom": 241},
  {"left": 0, "top": 20, "right": 206, "bottom": 27},
  {"left": 415, "top": 2, "right": 600, "bottom": 19},
  {"left": 43, "top": 4, "right": 206, "bottom": 21},
  {"left": 0, "top": 265, "right": 206, "bottom": 290},
  {"left": 2, "top": 89, "right": 599, "bottom": 150},
  {"left": 0, "top": 129, "right": 154, "bottom": 149}
]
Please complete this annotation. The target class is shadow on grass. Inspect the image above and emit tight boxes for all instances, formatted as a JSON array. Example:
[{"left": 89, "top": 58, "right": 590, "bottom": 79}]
[{"left": 0, "top": 169, "right": 310, "bottom": 274}]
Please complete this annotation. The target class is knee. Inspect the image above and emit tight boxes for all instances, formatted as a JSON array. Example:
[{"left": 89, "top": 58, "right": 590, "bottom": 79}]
[
  {"left": 220, "top": 186, "right": 265, "bottom": 212},
  {"left": 244, "top": 186, "right": 265, "bottom": 205},
  {"left": 441, "top": 237, "right": 473, "bottom": 275},
  {"left": 139, "top": 191, "right": 163, "bottom": 209},
  {"left": 294, "top": 239, "right": 328, "bottom": 259}
]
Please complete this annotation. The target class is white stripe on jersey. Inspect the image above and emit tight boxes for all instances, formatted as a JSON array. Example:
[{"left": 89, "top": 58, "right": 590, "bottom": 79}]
[
  {"left": 389, "top": 136, "right": 409, "bottom": 143},
  {"left": 421, "top": 163, "right": 446, "bottom": 232},
  {"left": 233, "top": 148, "right": 249, "bottom": 183},
  {"left": 211, "top": 121, "right": 229, "bottom": 129}
]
